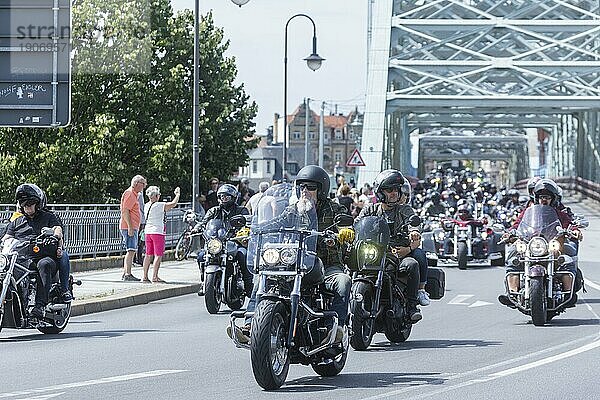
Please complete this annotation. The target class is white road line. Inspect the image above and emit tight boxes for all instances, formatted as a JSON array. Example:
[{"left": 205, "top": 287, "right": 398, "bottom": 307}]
[
  {"left": 585, "top": 279, "right": 600, "bottom": 292},
  {"left": 14, "top": 393, "right": 64, "bottom": 400},
  {"left": 447, "top": 295, "right": 474, "bottom": 305},
  {"left": 468, "top": 300, "right": 493, "bottom": 307},
  {"left": 0, "top": 370, "right": 187, "bottom": 399}
]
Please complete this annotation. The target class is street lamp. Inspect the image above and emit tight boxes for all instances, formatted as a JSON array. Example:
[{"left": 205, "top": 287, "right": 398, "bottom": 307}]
[
  {"left": 282, "top": 14, "right": 324, "bottom": 181},
  {"left": 193, "top": 0, "right": 250, "bottom": 213}
]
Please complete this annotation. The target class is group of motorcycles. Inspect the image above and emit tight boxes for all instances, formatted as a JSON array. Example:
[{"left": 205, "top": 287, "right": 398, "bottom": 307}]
[{"left": 189, "top": 183, "right": 445, "bottom": 390}]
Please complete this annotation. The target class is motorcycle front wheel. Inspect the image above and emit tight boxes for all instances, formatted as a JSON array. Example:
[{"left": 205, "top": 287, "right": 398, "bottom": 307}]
[
  {"left": 530, "top": 276, "right": 547, "bottom": 326},
  {"left": 174, "top": 232, "right": 191, "bottom": 261},
  {"left": 250, "top": 299, "right": 290, "bottom": 390},
  {"left": 457, "top": 241, "right": 468, "bottom": 270},
  {"left": 204, "top": 272, "right": 222, "bottom": 314},
  {"left": 350, "top": 281, "right": 374, "bottom": 350},
  {"left": 38, "top": 303, "right": 71, "bottom": 334}
]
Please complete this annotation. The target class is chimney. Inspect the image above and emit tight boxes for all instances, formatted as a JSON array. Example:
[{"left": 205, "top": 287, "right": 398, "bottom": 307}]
[{"left": 273, "top": 113, "right": 280, "bottom": 144}]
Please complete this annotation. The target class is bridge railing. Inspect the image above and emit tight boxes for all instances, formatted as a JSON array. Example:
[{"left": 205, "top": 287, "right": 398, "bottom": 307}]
[
  {"left": 514, "top": 177, "right": 600, "bottom": 203},
  {"left": 0, "top": 203, "right": 193, "bottom": 258}
]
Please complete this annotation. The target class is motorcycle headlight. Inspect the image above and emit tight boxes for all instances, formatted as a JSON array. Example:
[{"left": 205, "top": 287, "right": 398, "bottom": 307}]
[
  {"left": 515, "top": 240, "right": 527, "bottom": 253},
  {"left": 262, "top": 248, "right": 280, "bottom": 266},
  {"left": 529, "top": 237, "right": 548, "bottom": 256},
  {"left": 361, "top": 243, "right": 379, "bottom": 264},
  {"left": 481, "top": 231, "right": 488, "bottom": 240},
  {"left": 0, "top": 255, "right": 7, "bottom": 272},
  {"left": 549, "top": 239, "right": 561, "bottom": 252},
  {"left": 207, "top": 239, "right": 223, "bottom": 255},
  {"left": 436, "top": 231, "right": 446, "bottom": 241},
  {"left": 280, "top": 248, "right": 297, "bottom": 265}
]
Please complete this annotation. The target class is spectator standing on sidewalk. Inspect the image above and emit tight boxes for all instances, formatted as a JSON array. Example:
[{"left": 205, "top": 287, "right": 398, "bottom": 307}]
[
  {"left": 133, "top": 191, "right": 145, "bottom": 267},
  {"left": 142, "top": 185, "right": 180, "bottom": 283},
  {"left": 120, "top": 175, "right": 146, "bottom": 281},
  {"left": 204, "top": 178, "right": 220, "bottom": 209},
  {"left": 246, "top": 181, "right": 270, "bottom": 214}
]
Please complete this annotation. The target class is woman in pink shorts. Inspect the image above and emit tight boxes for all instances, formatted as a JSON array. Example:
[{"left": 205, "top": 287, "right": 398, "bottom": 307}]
[{"left": 142, "top": 185, "right": 180, "bottom": 283}]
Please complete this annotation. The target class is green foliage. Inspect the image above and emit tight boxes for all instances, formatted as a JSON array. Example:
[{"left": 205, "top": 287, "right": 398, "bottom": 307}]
[{"left": 0, "top": 0, "right": 258, "bottom": 204}]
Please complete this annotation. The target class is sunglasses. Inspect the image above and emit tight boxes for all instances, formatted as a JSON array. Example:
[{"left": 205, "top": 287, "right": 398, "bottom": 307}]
[
  {"left": 218, "top": 194, "right": 232, "bottom": 200},
  {"left": 298, "top": 183, "right": 318, "bottom": 191},
  {"left": 538, "top": 195, "right": 552, "bottom": 201},
  {"left": 20, "top": 200, "right": 38, "bottom": 207}
]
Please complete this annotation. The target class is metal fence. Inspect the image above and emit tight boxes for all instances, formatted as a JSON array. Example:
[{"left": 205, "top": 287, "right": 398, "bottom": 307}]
[{"left": 0, "top": 203, "right": 192, "bottom": 258}]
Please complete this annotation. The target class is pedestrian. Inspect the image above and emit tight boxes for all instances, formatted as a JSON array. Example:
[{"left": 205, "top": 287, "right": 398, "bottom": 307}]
[
  {"left": 133, "top": 191, "right": 145, "bottom": 267},
  {"left": 142, "top": 185, "right": 181, "bottom": 283},
  {"left": 246, "top": 181, "right": 270, "bottom": 214},
  {"left": 205, "top": 177, "right": 220, "bottom": 209},
  {"left": 120, "top": 175, "right": 147, "bottom": 281},
  {"left": 237, "top": 177, "right": 255, "bottom": 206}
]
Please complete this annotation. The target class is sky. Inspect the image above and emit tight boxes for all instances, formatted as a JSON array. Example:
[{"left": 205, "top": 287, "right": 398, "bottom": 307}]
[{"left": 171, "top": 0, "right": 367, "bottom": 135}]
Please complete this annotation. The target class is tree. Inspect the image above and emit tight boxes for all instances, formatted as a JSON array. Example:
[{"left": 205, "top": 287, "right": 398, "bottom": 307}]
[{"left": 0, "top": 0, "right": 257, "bottom": 204}]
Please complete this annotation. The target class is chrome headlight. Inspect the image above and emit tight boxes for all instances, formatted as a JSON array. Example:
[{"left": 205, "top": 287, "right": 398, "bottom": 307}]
[
  {"left": 549, "top": 239, "right": 561, "bottom": 252},
  {"left": 529, "top": 237, "right": 548, "bottom": 256},
  {"left": 207, "top": 239, "right": 223, "bottom": 255},
  {"left": 361, "top": 243, "right": 379, "bottom": 264},
  {"left": 0, "top": 255, "right": 7, "bottom": 271},
  {"left": 262, "top": 248, "right": 280, "bottom": 266},
  {"left": 515, "top": 240, "right": 527, "bottom": 253},
  {"left": 481, "top": 231, "right": 488, "bottom": 240},
  {"left": 436, "top": 231, "right": 446, "bottom": 241},
  {"left": 280, "top": 248, "right": 297, "bottom": 265}
]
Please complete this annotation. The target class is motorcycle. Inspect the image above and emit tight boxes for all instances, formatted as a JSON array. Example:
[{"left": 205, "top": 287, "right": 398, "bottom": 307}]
[
  {"left": 500, "top": 204, "right": 588, "bottom": 326},
  {"left": 348, "top": 214, "right": 444, "bottom": 350},
  {"left": 199, "top": 217, "right": 249, "bottom": 314},
  {"left": 229, "top": 184, "right": 353, "bottom": 390},
  {"left": 0, "top": 231, "right": 80, "bottom": 334},
  {"left": 174, "top": 209, "right": 200, "bottom": 261}
]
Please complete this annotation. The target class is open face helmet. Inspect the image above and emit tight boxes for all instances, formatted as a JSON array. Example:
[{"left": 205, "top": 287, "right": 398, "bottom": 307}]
[
  {"left": 15, "top": 183, "right": 46, "bottom": 213},
  {"left": 217, "top": 184, "right": 238, "bottom": 209},
  {"left": 374, "top": 169, "right": 405, "bottom": 204},
  {"left": 294, "top": 165, "right": 330, "bottom": 201},
  {"left": 533, "top": 179, "right": 559, "bottom": 207}
]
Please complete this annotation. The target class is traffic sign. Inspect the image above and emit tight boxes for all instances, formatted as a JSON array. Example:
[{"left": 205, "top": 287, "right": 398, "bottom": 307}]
[
  {"left": 346, "top": 148, "right": 366, "bottom": 167},
  {"left": 0, "top": 0, "right": 71, "bottom": 127}
]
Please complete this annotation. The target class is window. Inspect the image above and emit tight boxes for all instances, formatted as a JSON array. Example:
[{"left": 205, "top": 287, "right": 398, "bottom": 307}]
[
  {"left": 334, "top": 151, "right": 342, "bottom": 161},
  {"left": 252, "top": 160, "right": 258, "bottom": 174},
  {"left": 309, "top": 131, "right": 315, "bottom": 140},
  {"left": 335, "top": 129, "right": 343, "bottom": 140},
  {"left": 324, "top": 132, "right": 330, "bottom": 144},
  {"left": 266, "top": 160, "right": 271, "bottom": 174},
  {"left": 293, "top": 131, "right": 301, "bottom": 140}
]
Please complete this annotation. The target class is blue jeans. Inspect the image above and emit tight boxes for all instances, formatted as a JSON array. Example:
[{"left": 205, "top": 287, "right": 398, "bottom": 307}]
[
  {"left": 410, "top": 247, "right": 428, "bottom": 286},
  {"left": 59, "top": 250, "right": 71, "bottom": 292}
]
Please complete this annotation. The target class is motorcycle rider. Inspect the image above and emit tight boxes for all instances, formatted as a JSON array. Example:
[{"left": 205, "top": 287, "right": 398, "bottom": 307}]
[
  {"left": 505, "top": 189, "right": 521, "bottom": 211},
  {"left": 1, "top": 184, "right": 65, "bottom": 318},
  {"left": 194, "top": 183, "right": 252, "bottom": 297},
  {"left": 356, "top": 169, "right": 424, "bottom": 321},
  {"left": 498, "top": 179, "right": 582, "bottom": 308},
  {"left": 421, "top": 191, "right": 448, "bottom": 218}
]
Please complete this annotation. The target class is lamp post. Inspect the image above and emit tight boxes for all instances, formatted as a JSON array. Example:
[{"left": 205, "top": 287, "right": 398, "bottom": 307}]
[
  {"left": 283, "top": 14, "right": 324, "bottom": 181},
  {"left": 193, "top": 0, "right": 250, "bottom": 213}
]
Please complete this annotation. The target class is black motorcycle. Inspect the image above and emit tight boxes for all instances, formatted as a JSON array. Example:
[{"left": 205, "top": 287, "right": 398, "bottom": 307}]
[
  {"left": 199, "top": 217, "right": 248, "bottom": 314},
  {"left": 0, "top": 232, "right": 80, "bottom": 334},
  {"left": 349, "top": 214, "right": 444, "bottom": 350},
  {"left": 229, "top": 184, "right": 353, "bottom": 390}
]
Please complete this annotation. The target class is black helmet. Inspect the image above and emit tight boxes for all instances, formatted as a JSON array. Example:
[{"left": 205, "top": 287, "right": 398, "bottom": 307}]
[
  {"left": 294, "top": 165, "right": 330, "bottom": 200},
  {"left": 217, "top": 183, "right": 238, "bottom": 209},
  {"left": 430, "top": 191, "right": 441, "bottom": 203},
  {"left": 527, "top": 176, "right": 541, "bottom": 199},
  {"left": 533, "top": 179, "right": 559, "bottom": 206},
  {"left": 374, "top": 169, "right": 405, "bottom": 203},
  {"left": 15, "top": 183, "right": 46, "bottom": 213}
]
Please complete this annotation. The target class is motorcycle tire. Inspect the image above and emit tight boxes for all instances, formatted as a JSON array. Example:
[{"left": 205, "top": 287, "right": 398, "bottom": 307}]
[
  {"left": 174, "top": 232, "right": 191, "bottom": 261},
  {"left": 0, "top": 309, "right": 3, "bottom": 333},
  {"left": 250, "top": 299, "right": 290, "bottom": 391},
  {"left": 350, "top": 281, "right": 374, "bottom": 351},
  {"left": 530, "top": 276, "right": 547, "bottom": 326},
  {"left": 204, "top": 272, "right": 222, "bottom": 314},
  {"left": 457, "top": 242, "right": 468, "bottom": 270},
  {"left": 384, "top": 321, "right": 412, "bottom": 343},
  {"left": 38, "top": 303, "right": 71, "bottom": 334},
  {"left": 311, "top": 329, "right": 349, "bottom": 377}
]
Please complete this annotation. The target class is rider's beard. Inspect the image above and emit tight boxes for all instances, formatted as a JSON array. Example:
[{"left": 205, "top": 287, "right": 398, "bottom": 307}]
[{"left": 296, "top": 196, "right": 315, "bottom": 214}]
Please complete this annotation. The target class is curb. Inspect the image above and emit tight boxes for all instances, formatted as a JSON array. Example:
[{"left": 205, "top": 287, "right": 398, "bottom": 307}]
[{"left": 71, "top": 283, "right": 201, "bottom": 317}]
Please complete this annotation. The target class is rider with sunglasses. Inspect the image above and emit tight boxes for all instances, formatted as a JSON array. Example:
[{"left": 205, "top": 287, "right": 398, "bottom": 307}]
[{"left": 194, "top": 183, "right": 252, "bottom": 297}]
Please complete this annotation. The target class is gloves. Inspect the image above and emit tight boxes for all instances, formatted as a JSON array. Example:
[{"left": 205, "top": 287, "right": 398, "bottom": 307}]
[
  {"left": 337, "top": 227, "right": 355, "bottom": 244},
  {"left": 42, "top": 235, "right": 59, "bottom": 247},
  {"left": 236, "top": 227, "right": 250, "bottom": 237}
]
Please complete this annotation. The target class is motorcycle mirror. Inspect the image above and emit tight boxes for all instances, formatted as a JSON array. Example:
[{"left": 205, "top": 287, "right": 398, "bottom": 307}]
[
  {"left": 230, "top": 215, "right": 247, "bottom": 230},
  {"left": 334, "top": 213, "right": 354, "bottom": 227},
  {"left": 409, "top": 215, "right": 422, "bottom": 227}
]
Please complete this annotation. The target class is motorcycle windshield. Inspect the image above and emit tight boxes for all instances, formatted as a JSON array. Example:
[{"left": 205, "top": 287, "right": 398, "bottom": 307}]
[
  {"left": 516, "top": 204, "right": 562, "bottom": 241},
  {"left": 248, "top": 183, "right": 318, "bottom": 271},
  {"left": 354, "top": 216, "right": 390, "bottom": 247},
  {"left": 203, "top": 219, "right": 228, "bottom": 240}
]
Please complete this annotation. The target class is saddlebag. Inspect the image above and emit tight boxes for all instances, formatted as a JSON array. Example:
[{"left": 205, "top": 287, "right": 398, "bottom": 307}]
[{"left": 425, "top": 267, "right": 445, "bottom": 300}]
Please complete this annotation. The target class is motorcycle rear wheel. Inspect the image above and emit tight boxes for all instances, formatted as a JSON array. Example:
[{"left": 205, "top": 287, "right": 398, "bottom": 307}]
[
  {"left": 311, "top": 329, "right": 349, "bottom": 377},
  {"left": 457, "top": 242, "right": 468, "bottom": 270},
  {"left": 250, "top": 300, "right": 290, "bottom": 390},
  {"left": 204, "top": 272, "right": 222, "bottom": 314},
  {"left": 350, "top": 281, "right": 374, "bottom": 351},
  {"left": 530, "top": 277, "right": 547, "bottom": 326},
  {"left": 384, "top": 321, "right": 412, "bottom": 343},
  {"left": 38, "top": 303, "right": 71, "bottom": 334},
  {"left": 174, "top": 232, "right": 191, "bottom": 261}
]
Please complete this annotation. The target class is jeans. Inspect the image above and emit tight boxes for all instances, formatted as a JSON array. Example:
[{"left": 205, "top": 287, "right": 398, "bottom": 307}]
[
  {"left": 395, "top": 256, "right": 420, "bottom": 305},
  {"left": 59, "top": 250, "right": 71, "bottom": 292},
  {"left": 36, "top": 257, "right": 57, "bottom": 307},
  {"left": 410, "top": 248, "right": 428, "bottom": 285},
  {"left": 324, "top": 268, "right": 352, "bottom": 325}
]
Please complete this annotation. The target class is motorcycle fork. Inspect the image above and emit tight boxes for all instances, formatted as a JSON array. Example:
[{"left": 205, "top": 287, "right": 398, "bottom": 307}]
[{"left": 287, "top": 274, "right": 302, "bottom": 348}]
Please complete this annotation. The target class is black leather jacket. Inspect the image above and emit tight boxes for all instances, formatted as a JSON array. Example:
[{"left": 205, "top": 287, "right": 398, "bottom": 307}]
[
  {"left": 356, "top": 203, "right": 419, "bottom": 247},
  {"left": 195, "top": 204, "right": 249, "bottom": 232}
]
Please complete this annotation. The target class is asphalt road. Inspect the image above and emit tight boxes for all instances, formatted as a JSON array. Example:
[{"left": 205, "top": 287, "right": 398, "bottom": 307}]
[{"left": 1, "top": 199, "right": 600, "bottom": 399}]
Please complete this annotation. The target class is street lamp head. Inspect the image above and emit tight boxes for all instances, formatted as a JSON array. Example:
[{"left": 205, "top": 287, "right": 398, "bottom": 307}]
[
  {"left": 230, "top": 0, "right": 250, "bottom": 6},
  {"left": 304, "top": 53, "right": 325, "bottom": 71}
]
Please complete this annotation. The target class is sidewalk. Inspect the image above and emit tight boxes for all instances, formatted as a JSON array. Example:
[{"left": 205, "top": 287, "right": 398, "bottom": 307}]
[{"left": 70, "top": 259, "right": 201, "bottom": 317}]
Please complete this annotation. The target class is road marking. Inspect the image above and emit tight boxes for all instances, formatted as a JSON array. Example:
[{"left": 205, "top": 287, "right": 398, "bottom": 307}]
[
  {"left": 585, "top": 279, "right": 600, "bottom": 292},
  {"left": 468, "top": 300, "right": 493, "bottom": 307},
  {"left": 448, "top": 295, "right": 474, "bottom": 305},
  {"left": 0, "top": 370, "right": 187, "bottom": 399},
  {"left": 14, "top": 393, "right": 64, "bottom": 400}
]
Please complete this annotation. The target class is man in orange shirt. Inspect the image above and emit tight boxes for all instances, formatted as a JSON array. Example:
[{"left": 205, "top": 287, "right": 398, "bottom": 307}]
[{"left": 120, "top": 175, "right": 147, "bottom": 281}]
